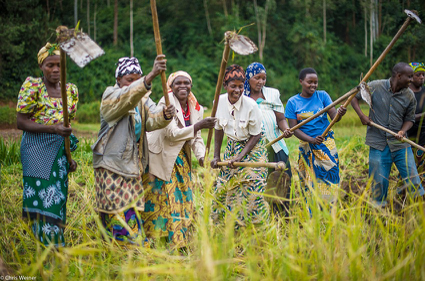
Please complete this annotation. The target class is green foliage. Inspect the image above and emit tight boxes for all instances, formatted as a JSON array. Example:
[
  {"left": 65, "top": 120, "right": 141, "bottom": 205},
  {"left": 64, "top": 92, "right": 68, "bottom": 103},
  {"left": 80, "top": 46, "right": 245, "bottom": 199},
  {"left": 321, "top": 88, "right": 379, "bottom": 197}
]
[
  {"left": 0, "top": 106, "right": 17, "bottom": 126},
  {"left": 75, "top": 101, "right": 101, "bottom": 124},
  {"left": 0, "top": 137, "right": 21, "bottom": 166},
  {"left": 1, "top": 0, "right": 425, "bottom": 108},
  {"left": 1, "top": 125, "right": 425, "bottom": 280}
]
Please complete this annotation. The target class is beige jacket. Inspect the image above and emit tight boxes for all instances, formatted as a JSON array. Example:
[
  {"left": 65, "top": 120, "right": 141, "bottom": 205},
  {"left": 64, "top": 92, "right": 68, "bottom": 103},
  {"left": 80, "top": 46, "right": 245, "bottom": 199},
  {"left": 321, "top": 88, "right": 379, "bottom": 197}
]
[
  {"left": 147, "top": 92, "right": 205, "bottom": 181},
  {"left": 92, "top": 77, "right": 170, "bottom": 178}
]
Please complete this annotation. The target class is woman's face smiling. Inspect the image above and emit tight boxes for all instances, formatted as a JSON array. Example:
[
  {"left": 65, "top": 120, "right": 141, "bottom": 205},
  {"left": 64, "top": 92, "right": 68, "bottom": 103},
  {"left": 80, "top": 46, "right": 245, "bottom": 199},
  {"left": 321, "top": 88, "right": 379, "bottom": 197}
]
[
  {"left": 300, "top": 73, "right": 318, "bottom": 97},
  {"left": 172, "top": 76, "right": 192, "bottom": 102},
  {"left": 248, "top": 72, "right": 266, "bottom": 93},
  {"left": 225, "top": 79, "right": 244, "bottom": 104}
]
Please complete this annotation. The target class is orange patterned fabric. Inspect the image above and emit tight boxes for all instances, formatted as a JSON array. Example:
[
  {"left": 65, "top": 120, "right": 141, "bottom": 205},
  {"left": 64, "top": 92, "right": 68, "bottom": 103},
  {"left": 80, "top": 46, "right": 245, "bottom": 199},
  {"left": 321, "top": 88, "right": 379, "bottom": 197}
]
[
  {"left": 94, "top": 168, "right": 146, "bottom": 213},
  {"left": 223, "top": 64, "right": 245, "bottom": 85}
]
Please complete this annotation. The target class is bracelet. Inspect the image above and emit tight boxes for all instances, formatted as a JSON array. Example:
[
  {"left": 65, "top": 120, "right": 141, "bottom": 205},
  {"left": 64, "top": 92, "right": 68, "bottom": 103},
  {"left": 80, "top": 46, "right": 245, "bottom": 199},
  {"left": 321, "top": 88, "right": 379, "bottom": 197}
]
[{"left": 144, "top": 79, "right": 152, "bottom": 90}]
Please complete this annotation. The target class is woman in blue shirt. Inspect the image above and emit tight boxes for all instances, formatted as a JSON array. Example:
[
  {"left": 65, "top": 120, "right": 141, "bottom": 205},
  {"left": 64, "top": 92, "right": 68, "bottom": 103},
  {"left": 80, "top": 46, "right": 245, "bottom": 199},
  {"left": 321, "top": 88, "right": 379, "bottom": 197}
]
[{"left": 285, "top": 68, "right": 346, "bottom": 202}]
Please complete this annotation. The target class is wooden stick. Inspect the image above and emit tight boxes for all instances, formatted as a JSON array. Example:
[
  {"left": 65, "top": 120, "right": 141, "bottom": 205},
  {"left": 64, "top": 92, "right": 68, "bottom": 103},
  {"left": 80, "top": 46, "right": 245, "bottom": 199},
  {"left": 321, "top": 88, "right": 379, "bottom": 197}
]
[
  {"left": 60, "top": 48, "right": 72, "bottom": 164},
  {"left": 150, "top": 0, "right": 170, "bottom": 106},
  {"left": 369, "top": 121, "right": 425, "bottom": 153},
  {"left": 266, "top": 85, "right": 360, "bottom": 147},
  {"left": 217, "top": 161, "right": 286, "bottom": 169},
  {"left": 321, "top": 14, "right": 415, "bottom": 138},
  {"left": 204, "top": 38, "right": 231, "bottom": 157}
]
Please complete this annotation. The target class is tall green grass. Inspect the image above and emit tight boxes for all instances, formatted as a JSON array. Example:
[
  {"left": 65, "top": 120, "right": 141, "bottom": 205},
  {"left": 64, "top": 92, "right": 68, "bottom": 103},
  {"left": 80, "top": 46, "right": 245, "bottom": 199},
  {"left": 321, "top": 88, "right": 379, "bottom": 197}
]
[
  {"left": 1, "top": 131, "right": 425, "bottom": 280},
  {"left": 0, "top": 137, "right": 21, "bottom": 166}
]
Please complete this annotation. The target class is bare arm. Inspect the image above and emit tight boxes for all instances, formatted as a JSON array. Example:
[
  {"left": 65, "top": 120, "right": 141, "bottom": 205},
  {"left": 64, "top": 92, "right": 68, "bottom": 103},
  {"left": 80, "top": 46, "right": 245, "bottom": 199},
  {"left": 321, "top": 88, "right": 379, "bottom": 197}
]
[
  {"left": 328, "top": 106, "right": 347, "bottom": 122},
  {"left": 17, "top": 112, "right": 72, "bottom": 137},
  {"left": 275, "top": 111, "right": 293, "bottom": 138},
  {"left": 210, "top": 129, "right": 224, "bottom": 168},
  {"left": 191, "top": 110, "right": 216, "bottom": 167},
  {"left": 396, "top": 121, "right": 414, "bottom": 140},
  {"left": 351, "top": 97, "right": 370, "bottom": 125},
  {"left": 415, "top": 113, "right": 425, "bottom": 122},
  {"left": 144, "top": 54, "right": 166, "bottom": 86},
  {"left": 193, "top": 118, "right": 216, "bottom": 167},
  {"left": 288, "top": 118, "right": 323, "bottom": 144},
  {"left": 194, "top": 118, "right": 216, "bottom": 134}
]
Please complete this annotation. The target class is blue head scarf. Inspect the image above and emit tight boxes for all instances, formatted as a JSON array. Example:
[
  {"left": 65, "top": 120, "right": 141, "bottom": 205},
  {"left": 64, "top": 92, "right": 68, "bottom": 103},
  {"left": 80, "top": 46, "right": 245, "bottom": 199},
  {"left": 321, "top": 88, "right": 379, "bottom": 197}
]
[{"left": 244, "top": 62, "right": 266, "bottom": 96}]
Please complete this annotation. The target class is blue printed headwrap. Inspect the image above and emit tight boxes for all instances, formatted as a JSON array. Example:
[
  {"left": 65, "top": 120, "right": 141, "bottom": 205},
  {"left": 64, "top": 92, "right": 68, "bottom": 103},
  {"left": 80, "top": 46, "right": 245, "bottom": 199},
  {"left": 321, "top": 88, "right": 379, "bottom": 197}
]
[
  {"left": 244, "top": 62, "right": 266, "bottom": 96},
  {"left": 409, "top": 62, "right": 425, "bottom": 73},
  {"left": 115, "top": 57, "right": 143, "bottom": 79}
]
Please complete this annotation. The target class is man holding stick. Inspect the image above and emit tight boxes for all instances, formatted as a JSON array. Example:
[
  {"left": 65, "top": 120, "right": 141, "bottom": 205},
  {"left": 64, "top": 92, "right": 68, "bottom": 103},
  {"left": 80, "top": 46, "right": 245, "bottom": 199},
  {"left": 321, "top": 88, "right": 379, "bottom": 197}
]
[{"left": 351, "top": 62, "right": 425, "bottom": 207}]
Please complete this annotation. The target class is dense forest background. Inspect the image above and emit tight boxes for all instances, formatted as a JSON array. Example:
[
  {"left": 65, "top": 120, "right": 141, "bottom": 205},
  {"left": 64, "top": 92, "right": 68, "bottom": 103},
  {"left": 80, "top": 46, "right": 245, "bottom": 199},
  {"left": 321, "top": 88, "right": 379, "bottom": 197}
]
[{"left": 1, "top": 0, "right": 424, "bottom": 107}]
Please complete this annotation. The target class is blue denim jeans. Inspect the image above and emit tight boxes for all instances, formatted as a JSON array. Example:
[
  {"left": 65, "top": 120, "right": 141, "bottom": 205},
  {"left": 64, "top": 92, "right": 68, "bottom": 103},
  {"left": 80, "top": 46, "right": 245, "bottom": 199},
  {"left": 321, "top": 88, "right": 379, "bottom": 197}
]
[{"left": 369, "top": 145, "right": 425, "bottom": 205}]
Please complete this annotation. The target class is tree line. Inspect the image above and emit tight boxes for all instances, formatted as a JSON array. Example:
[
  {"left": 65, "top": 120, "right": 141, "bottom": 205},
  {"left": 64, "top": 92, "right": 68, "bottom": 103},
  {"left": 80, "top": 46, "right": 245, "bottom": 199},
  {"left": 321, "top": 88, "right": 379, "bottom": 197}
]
[{"left": 1, "top": 0, "right": 424, "bottom": 107}]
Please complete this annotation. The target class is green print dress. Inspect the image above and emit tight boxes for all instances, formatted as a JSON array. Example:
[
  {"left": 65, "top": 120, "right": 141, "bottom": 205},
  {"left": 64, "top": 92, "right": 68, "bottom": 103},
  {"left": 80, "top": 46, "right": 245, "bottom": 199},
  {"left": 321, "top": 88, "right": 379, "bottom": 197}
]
[{"left": 17, "top": 76, "right": 78, "bottom": 247}]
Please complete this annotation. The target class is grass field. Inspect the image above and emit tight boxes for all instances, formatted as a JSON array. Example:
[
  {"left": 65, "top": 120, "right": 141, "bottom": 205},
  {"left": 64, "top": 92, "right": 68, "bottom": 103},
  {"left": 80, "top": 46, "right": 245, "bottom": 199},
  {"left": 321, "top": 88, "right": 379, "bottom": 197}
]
[{"left": 1, "top": 106, "right": 425, "bottom": 280}]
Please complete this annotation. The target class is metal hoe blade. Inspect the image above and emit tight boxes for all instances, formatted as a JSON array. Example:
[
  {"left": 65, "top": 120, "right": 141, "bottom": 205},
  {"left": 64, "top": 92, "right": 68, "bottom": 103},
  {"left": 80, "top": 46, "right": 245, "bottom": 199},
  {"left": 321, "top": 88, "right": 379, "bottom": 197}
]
[
  {"left": 57, "top": 27, "right": 105, "bottom": 68},
  {"left": 359, "top": 82, "right": 373, "bottom": 109},
  {"left": 225, "top": 31, "right": 258, "bottom": 55},
  {"left": 405, "top": 9, "right": 422, "bottom": 24}
]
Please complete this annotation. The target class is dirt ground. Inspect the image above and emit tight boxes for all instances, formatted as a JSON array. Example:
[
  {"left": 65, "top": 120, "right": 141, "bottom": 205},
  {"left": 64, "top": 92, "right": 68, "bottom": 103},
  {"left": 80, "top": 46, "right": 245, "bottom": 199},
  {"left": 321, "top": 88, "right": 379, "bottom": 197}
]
[
  {"left": 0, "top": 128, "right": 22, "bottom": 140},
  {"left": 0, "top": 128, "right": 97, "bottom": 140}
]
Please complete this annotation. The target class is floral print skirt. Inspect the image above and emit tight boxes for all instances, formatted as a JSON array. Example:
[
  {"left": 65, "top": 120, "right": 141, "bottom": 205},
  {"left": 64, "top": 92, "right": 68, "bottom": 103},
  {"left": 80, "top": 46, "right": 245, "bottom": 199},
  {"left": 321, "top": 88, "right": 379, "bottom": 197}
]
[
  {"left": 211, "top": 135, "right": 269, "bottom": 228},
  {"left": 141, "top": 149, "right": 193, "bottom": 250}
]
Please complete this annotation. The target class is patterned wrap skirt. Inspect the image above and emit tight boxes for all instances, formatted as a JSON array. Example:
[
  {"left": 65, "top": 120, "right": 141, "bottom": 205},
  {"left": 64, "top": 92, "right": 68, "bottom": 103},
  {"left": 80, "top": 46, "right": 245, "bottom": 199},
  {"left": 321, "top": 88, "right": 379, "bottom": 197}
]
[
  {"left": 141, "top": 149, "right": 193, "bottom": 249},
  {"left": 94, "top": 168, "right": 147, "bottom": 244},
  {"left": 411, "top": 146, "right": 425, "bottom": 185},
  {"left": 99, "top": 208, "right": 145, "bottom": 245},
  {"left": 211, "top": 135, "right": 269, "bottom": 228},
  {"left": 298, "top": 130, "right": 340, "bottom": 202},
  {"left": 21, "top": 132, "right": 78, "bottom": 247}
]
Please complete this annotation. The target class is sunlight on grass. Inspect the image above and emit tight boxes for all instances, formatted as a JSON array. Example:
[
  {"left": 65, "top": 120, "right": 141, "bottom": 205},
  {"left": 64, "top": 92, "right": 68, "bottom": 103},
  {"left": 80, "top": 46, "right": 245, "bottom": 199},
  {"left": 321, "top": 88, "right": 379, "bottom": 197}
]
[{"left": 1, "top": 105, "right": 425, "bottom": 280}]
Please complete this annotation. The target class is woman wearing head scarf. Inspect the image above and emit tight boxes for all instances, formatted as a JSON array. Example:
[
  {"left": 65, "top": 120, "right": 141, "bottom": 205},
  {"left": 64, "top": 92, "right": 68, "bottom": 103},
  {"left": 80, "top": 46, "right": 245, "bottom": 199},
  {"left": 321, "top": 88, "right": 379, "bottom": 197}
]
[
  {"left": 142, "top": 71, "right": 216, "bottom": 250},
  {"left": 407, "top": 62, "right": 425, "bottom": 182},
  {"left": 210, "top": 64, "right": 269, "bottom": 228},
  {"left": 17, "top": 42, "right": 79, "bottom": 247},
  {"left": 92, "top": 55, "right": 175, "bottom": 245},
  {"left": 244, "top": 62, "right": 293, "bottom": 214}
]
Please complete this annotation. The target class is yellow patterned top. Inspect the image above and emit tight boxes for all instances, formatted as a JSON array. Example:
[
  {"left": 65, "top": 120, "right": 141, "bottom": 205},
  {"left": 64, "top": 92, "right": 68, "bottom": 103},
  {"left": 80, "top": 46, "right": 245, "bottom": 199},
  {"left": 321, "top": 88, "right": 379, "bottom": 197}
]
[{"left": 16, "top": 77, "right": 78, "bottom": 125}]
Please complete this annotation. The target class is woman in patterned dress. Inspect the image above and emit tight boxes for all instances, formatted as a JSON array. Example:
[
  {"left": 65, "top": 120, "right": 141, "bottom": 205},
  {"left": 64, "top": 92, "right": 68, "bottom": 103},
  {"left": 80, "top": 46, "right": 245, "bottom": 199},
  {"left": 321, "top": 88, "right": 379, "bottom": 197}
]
[
  {"left": 285, "top": 68, "right": 346, "bottom": 202},
  {"left": 244, "top": 62, "right": 293, "bottom": 214},
  {"left": 142, "top": 71, "right": 216, "bottom": 250},
  {"left": 17, "top": 43, "right": 79, "bottom": 247},
  {"left": 92, "top": 56, "right": 175, "bottom": 245},
  {"left": 210, "top": 64, "right": 270, "bottom": 228}
]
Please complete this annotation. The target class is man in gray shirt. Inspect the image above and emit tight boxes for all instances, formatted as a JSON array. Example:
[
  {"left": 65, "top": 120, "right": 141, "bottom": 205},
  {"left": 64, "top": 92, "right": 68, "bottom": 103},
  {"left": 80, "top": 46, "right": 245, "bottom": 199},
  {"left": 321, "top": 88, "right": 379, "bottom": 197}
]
[{"left": 352, "top": 62, "right": 425, "bottom": 207}]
